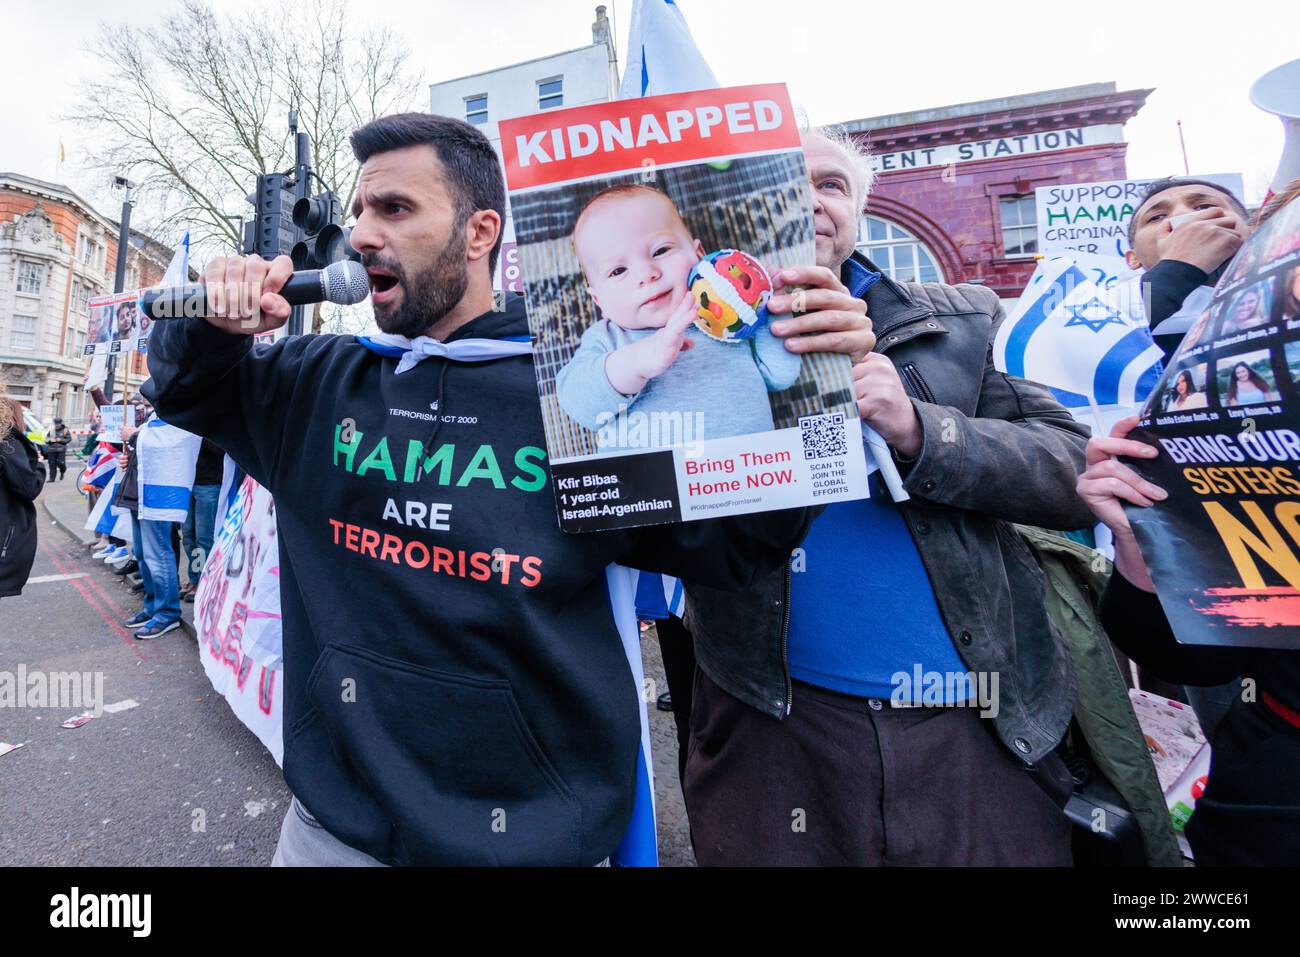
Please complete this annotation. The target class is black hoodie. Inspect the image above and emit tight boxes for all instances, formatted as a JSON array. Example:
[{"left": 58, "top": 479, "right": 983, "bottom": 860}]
[
  {"left": 1, "top": 427, "right": 45, "bottom": 597},
  {"left": 1141, "top": 258, "right": 1212, "bottom": 360},
  {"left": 145, "top": 294, "right": 814, "bottom": 865}
]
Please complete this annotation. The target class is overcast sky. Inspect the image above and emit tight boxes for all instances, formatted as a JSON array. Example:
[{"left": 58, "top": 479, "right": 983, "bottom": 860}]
[{"left": 5, "top": 0, "right": 1294, "bottom": 223}]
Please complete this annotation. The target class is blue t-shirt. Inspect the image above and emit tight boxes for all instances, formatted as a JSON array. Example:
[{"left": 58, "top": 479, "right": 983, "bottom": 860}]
[{"left": 786, "top": 471, "right": 969, "bottom": 703}]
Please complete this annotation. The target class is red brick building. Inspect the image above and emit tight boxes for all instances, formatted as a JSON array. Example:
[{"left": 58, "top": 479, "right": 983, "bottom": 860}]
[
  {"left": 1, "top": 173, "right": 181, "bottom": 424},
  {"left": 843, "top": 82, "right": 1152, "bottom": 302}
]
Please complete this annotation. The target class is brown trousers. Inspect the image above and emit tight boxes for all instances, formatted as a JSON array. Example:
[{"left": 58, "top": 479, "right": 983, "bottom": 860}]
[{"left": 683, "top": 670, "right": 1074, "bottom": 866}]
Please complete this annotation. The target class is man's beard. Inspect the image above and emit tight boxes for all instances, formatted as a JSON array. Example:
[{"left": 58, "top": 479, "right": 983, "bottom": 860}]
[{"left": 367, "top": 227, "right": 469, "bottom": 339}]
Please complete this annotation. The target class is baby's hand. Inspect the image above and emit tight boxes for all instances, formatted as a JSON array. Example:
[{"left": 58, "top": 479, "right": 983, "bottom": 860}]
[
  {"left": 643, "top": 291, "right": 697, "bottom": 376},
  {"left": 604, "top": 290, "right": 696, "bottom": 395}
]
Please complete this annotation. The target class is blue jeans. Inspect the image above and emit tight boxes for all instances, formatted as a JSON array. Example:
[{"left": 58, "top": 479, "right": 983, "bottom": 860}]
[
  {"left": 130, "top": 514, "right": 156, "bottom": 617},
  {"left": 181, "top": 484, "right": 221, "bottom": 586},
  {"left": 140, "top": 517, "right": 181, "bottom": 625}
]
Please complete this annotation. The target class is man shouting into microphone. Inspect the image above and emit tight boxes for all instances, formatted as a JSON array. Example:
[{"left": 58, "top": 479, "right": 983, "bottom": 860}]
[{"left": 144, "top": 113, "right": 872, "bottom": 866}]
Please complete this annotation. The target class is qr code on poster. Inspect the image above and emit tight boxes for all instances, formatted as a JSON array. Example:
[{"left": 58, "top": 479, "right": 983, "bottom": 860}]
[{"left": 800, "top": 412, "right": 847, "bottom": 460}]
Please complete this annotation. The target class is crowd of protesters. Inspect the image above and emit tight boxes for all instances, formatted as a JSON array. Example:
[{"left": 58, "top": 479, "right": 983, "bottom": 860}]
[
  {"left": 3, "top": 106, "right": 1296, "bottom": 869},
  {"left": 136, "top": 108, "right": 1299, "bottom": 868},
  {"left": 77, "top": 394, "right": 225, "bottom": 639}
]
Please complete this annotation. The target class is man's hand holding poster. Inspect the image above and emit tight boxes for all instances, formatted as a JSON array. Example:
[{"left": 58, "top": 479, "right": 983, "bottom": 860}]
[
  {"left": 1127, "top": 196, "right": 1300, "bottom": 648},
  {"left": 499, "top": 83, "right": 871, "bottom": 532}
]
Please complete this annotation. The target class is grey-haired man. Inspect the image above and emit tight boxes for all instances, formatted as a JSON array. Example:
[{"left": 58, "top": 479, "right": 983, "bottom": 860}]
[{"left": 681, "top": 129, "right": 1094, "bottom": 866}]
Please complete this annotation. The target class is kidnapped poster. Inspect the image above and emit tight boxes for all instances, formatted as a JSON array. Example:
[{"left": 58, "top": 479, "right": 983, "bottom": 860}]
[{"left": 499, "top": 84, "right": 871, "bottom": 532}]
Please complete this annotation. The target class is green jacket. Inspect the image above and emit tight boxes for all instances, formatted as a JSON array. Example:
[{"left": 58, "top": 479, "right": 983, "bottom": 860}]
[{"left": 1016, "top": 525, "right": 1182, "bottom": 867}]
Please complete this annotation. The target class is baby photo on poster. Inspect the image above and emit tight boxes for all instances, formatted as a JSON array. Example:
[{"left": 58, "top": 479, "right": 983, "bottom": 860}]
[{"left": 500, "top": 84, "right": 871, "bottom": 532}]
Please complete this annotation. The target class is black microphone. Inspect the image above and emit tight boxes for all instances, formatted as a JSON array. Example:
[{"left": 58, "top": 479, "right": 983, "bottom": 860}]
[{"left": 140, "top": 260, "right": 370, "bottom": 320}]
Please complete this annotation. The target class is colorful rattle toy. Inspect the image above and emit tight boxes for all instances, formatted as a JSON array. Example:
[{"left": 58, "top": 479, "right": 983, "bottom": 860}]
[{"left": 688, "top": 249, "right": 773, "bottom": 342}]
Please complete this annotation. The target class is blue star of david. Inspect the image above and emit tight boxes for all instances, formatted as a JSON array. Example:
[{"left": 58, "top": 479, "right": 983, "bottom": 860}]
[{"left": 1062, "top": 297, "right": 1126, "bottom": 333}]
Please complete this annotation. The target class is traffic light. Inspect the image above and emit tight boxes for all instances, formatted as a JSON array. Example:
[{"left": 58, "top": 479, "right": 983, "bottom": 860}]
[
  {"left": 292, "top": 191, "right": 354, "bottom": 269},
  {"left": 246, "top": 173, "right": 297, "bottom": 259}
]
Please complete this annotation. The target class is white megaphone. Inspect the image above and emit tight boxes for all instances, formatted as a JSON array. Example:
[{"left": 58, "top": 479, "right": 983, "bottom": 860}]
[{"left": 1250, "top": 58, "right": 1300, "bottom": 196}]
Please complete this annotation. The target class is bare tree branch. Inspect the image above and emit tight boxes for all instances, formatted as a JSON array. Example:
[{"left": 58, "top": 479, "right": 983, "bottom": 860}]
[{"left": 66, "top": 0, "right": 419, "bottom": 265}]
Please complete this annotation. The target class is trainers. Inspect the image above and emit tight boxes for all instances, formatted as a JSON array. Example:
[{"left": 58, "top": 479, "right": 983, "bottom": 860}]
[
  {"left": 124, "top": 611, "right": 152, "bottom": 629},
  {"left": 136, "top": 619, "right": 180, "bottom": 640},
  {"left": 103, "top": 546, "right": 129, "bottom": 564},
  {"left": 92, "top": 544, "right": 115, "bottom": 559},
  {"left": 112, "top": 560, "right": 139, "bottom": 576}
]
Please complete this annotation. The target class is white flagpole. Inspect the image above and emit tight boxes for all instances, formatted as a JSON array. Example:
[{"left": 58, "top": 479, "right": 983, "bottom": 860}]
[
  {"left": 862, "top": 422, "right": 909, "bottom": 501},
  {"left": 1086, "top": 395, "right": 1108, "bottom": 438}
]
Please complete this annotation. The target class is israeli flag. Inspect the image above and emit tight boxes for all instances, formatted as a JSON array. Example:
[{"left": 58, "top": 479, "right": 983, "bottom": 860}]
[
  {"left": 618, "top": 0, "right": 718, "bottom": 98},
  {"left": 139, "top": 232, "right": 189, "bottom": 358},
  {"left": 634, "top": 569, "right": 686, "bottom": 620},
  {"left": 84, "top": 466, "right": 132, "bottom": 542},
  {"left": 617, "top": 0, "right": 709, "bottom": 632},
  {"left": 994, "top": 253, "right": 1164, "bottom": 408},
  {"left": 137, "top": 415, "right": 202, "bottom": 522},
  {"left": 604, "top": 0, "right": 721, "bottom": 865},
  {"left": 161, "top": 232, "right": 190, "bottom": 286},
  {"left": 605, "top": 566, "right": 659, "bottom": 866}
]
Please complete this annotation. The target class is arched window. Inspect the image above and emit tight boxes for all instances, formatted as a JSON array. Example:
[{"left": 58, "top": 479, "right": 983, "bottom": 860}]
[{"left": 856, "top": 215, "right": 942, "bottom": 283}]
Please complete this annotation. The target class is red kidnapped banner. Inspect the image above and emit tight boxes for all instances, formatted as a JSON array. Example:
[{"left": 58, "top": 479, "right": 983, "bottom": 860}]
[{"left": 500, "top": 83, "right": 800, "bottom": 191}]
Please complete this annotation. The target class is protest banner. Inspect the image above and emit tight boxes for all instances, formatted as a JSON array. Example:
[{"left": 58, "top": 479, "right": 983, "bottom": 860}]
[
  {"left": 97, "top": 405, "right": 135, "bottom": 444},
  {"left": 499, "top": 83, "right": 871, "bottom": 532},
  {"left": 1126, "top": 195, "right": 1300, "bottom": 648},
  {"left": 81, "top": 235, "right": 189, "bottom": 360},
  {"left": 1035, "top": 173, "right": 1245, "bottom": 258},
  {"left": 83, "top": 289, "right": 154, "bottom": 358},
  {"left": 194, "top": 471, "right": 284, "bottom": 763}
]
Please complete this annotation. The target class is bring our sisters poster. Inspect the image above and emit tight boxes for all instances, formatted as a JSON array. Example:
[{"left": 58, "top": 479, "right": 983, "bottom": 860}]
[
  {"left": 1127, "top": 193, "right": 1300, "bottom": 649},
  {"left": 500, "top": 83, "right": 871, "bottom": 532}
]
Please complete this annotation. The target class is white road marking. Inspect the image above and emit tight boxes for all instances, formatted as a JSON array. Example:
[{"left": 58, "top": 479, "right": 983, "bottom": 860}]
[
  {"left": 26, "top": 573, "right": 89, "bottom": 584},
  {"left": 101, "top": 699, "right": 140, "bottom": 714}
]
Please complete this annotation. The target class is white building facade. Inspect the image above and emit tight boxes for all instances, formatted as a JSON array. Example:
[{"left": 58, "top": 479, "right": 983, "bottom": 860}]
[{"left": 428, "top": 5, "right": 619, "bottom": 147}]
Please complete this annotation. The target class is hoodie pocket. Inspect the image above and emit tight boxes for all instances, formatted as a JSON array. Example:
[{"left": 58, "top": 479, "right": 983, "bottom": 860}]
[{"left": 305, "top": 642, "right": 582, "bottom": 865}]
